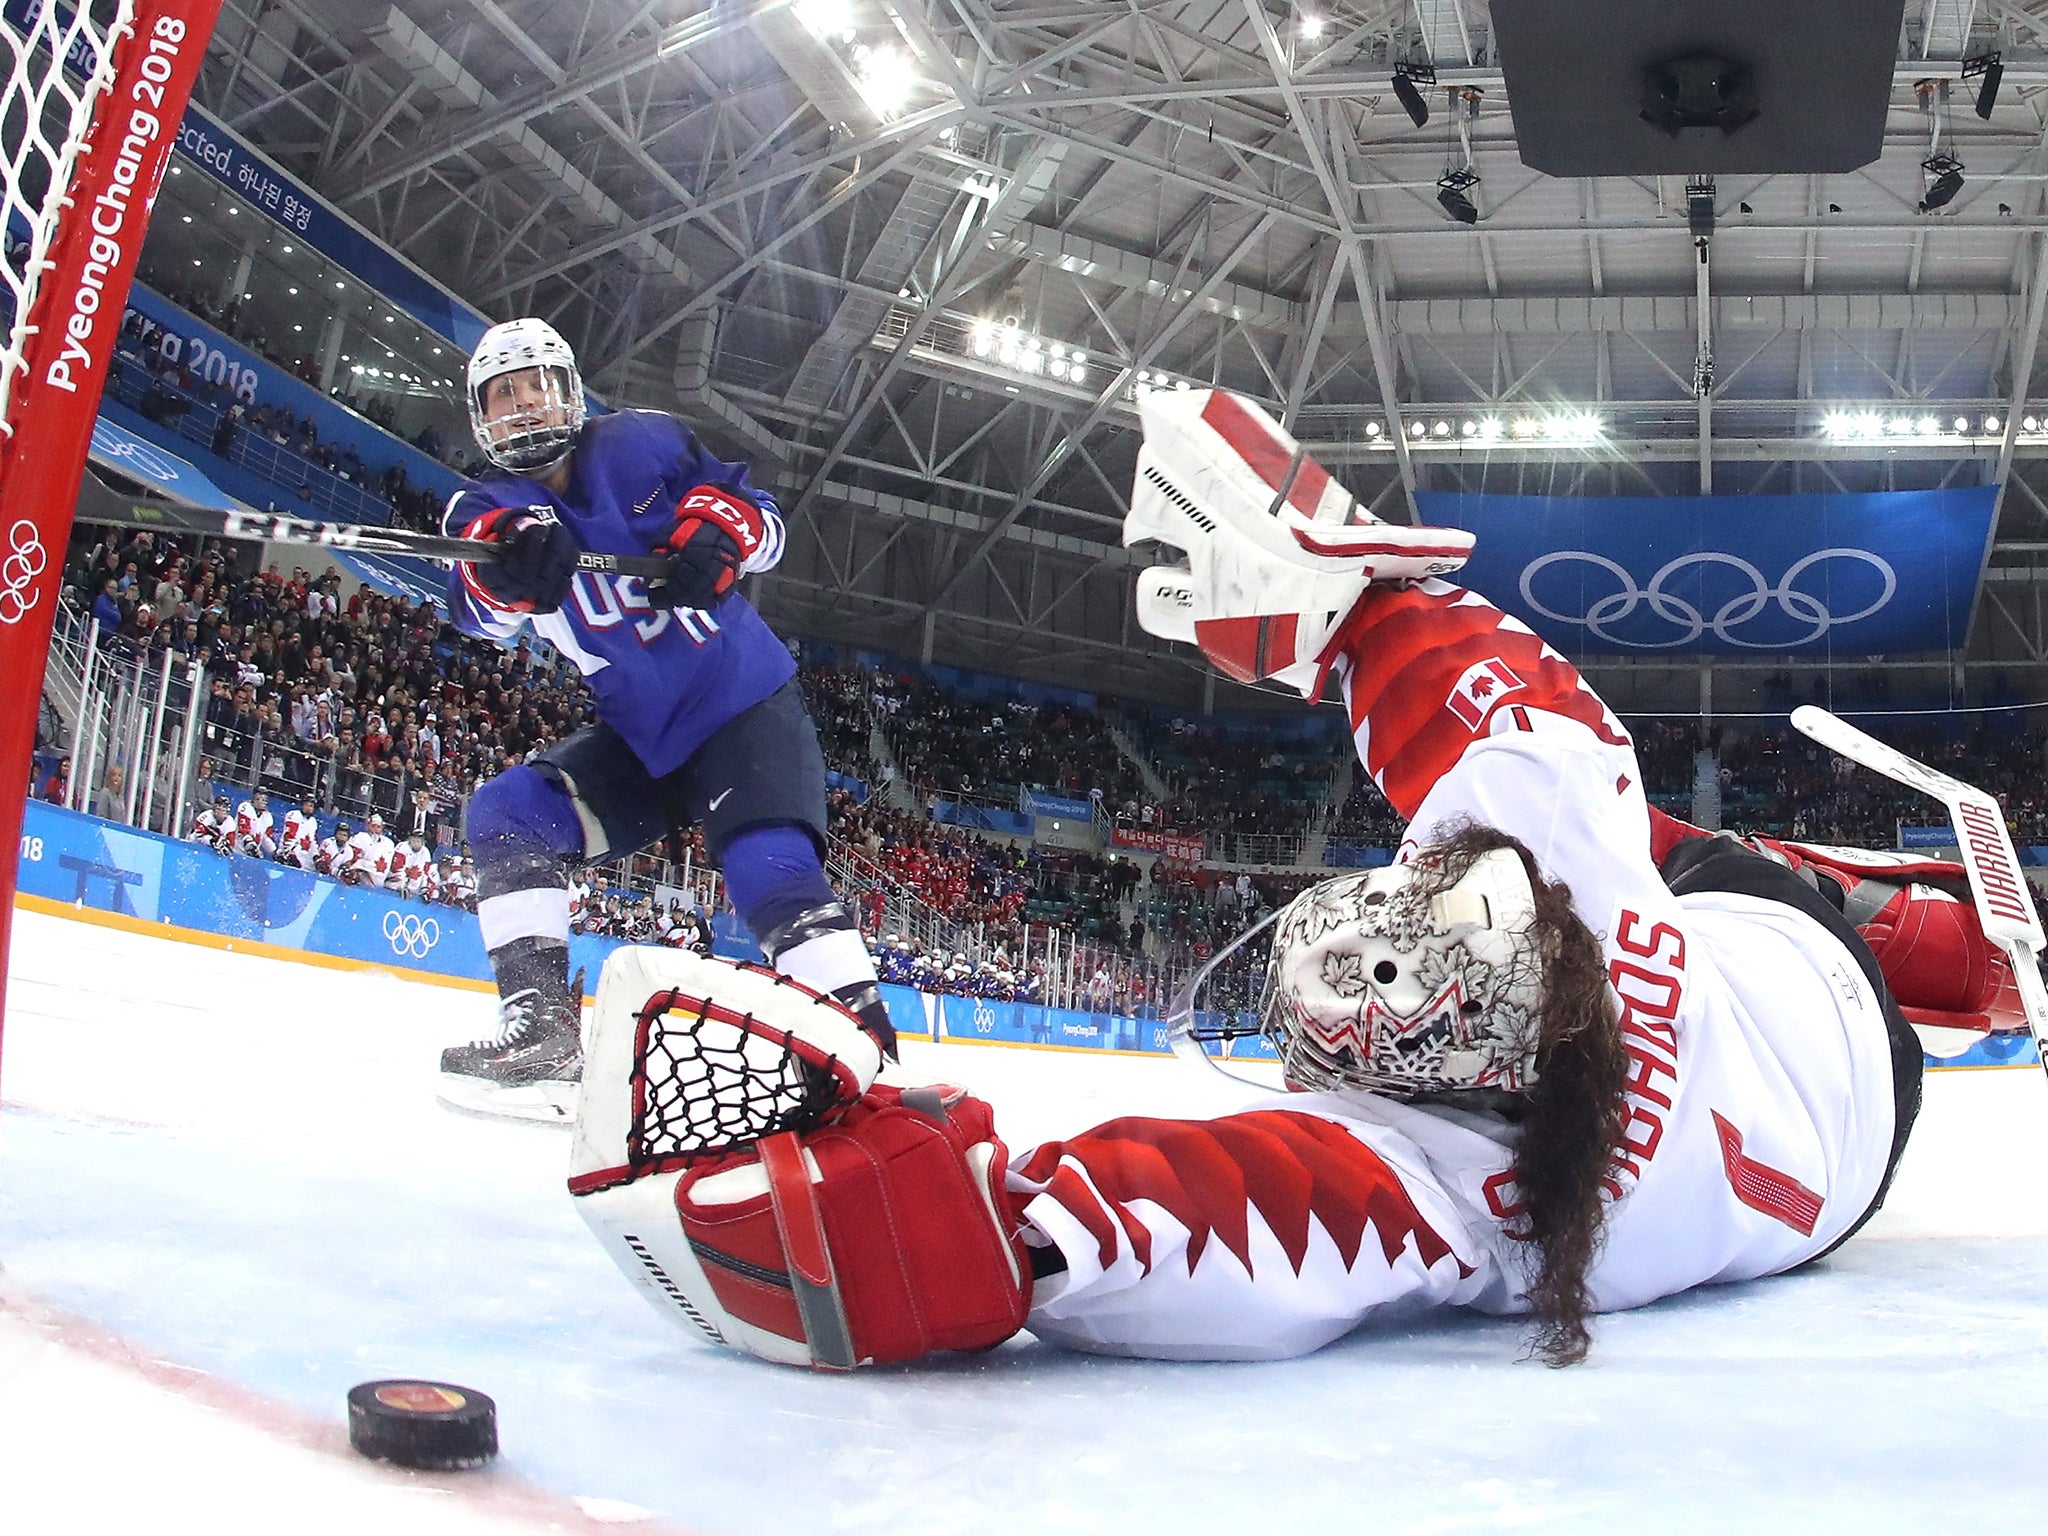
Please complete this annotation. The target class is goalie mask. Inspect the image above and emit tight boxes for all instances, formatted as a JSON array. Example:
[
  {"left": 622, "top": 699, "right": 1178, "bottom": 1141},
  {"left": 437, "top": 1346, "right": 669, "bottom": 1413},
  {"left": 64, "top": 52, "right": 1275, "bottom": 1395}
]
[
  {"left": 1124, "top": 388, "right": 1475, "bottom": 699},
  {"left": 467, "top": 317, "right": 587, "bottom": 474},
  {"left": 1263, "top": 847, "right": 1545, "bottom": 1097}
]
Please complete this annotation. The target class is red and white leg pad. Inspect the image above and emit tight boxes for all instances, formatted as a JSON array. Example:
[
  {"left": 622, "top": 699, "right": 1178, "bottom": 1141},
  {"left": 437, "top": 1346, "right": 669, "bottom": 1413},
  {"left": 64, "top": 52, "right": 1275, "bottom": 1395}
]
[
  {"left": 568, "top": 946, "right": 1027, "bottom": 1369},
  {"left": 1749, "top": 837, "right": 2008, "bottom": 1039},
  {"left": 1126, "top": 388, "right": 1475, "bottom": 699},
  {"left": 1649, "top": 822, "right": 2012, "bottom": 1040}
]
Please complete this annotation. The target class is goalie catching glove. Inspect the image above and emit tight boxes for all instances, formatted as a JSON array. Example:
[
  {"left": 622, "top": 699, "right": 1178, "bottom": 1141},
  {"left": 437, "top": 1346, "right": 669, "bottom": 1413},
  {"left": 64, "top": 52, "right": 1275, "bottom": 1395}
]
[
  {"left": 648, "top": 484, "right": 767, "bottom": 611},
  {"left": 568, "top": 947, "right": 1030, "bottom": 1370},
  {"left": 1126, "top": 389, "right": 1476, "bottom": 700}
]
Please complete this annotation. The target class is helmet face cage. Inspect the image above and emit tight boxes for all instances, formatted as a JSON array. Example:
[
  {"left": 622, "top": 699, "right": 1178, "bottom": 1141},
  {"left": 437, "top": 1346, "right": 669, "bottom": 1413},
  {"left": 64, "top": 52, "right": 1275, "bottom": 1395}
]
[
  {"left": 467, "top": 318, "right": 587, "bottom": 473},
  {"left": 1259, "top": 850, "right": 1546, "bottom": 1098}
]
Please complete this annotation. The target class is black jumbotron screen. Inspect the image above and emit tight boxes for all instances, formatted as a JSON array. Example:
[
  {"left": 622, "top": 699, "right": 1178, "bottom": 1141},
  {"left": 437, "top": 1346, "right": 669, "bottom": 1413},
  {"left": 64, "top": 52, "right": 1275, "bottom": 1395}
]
[{"left": 1490, "top": 0, "right": 1909, "bottom": 177}]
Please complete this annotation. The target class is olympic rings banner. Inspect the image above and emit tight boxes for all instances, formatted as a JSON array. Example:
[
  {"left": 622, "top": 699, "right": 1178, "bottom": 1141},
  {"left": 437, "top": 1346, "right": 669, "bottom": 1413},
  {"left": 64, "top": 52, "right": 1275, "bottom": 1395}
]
[
  {"left": 13, "top": 800, "right": 634, "bottom": 987},
  {"left": 1414, "top": 487, "right": 1998, "bottom": 656}
]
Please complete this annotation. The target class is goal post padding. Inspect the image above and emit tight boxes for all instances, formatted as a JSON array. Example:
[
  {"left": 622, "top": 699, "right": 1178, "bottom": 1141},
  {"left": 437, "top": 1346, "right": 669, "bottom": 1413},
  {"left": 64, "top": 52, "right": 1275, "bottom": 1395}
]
[{"left": 0, "top": 0, "right": 225, "bottom": 1076}]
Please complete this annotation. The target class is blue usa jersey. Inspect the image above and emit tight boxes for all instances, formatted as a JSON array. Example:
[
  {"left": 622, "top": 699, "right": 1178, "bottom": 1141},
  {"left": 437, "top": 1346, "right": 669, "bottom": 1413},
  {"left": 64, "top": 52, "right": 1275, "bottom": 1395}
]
[{"left": 442, "top": 409, "right": 795, "bottom": 777}]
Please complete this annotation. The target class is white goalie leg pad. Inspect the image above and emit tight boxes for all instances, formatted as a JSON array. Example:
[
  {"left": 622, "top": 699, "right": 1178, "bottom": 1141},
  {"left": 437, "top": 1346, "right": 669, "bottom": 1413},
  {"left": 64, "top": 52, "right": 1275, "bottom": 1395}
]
[
  {"left": 1126, "top": 388, "right": 1476, "bottom": 697},
  {"left": 572, "top": 1163, "right": 821, "bottom": 1368}
]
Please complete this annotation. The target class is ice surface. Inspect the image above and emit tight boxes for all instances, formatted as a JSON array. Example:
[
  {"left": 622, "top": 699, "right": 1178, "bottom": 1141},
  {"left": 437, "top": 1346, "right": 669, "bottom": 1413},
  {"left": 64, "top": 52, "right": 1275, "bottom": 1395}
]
[{"left": 4, "top": 910, "right": 2048, "bottom": 1535}]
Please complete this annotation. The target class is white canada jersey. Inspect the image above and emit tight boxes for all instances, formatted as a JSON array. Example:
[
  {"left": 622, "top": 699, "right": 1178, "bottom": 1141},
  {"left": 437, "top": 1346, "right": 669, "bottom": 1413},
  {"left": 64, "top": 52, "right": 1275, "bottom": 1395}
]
[
  {"left": 233, "top": 801, "right": 276, "bottom": 858},
  {"left": 279, "top": 809, "right": 320, "bottom": 869},
  {"left": 1014, "top": 711, "right": 1900, "bottom": 1361},
  {"left": 315, "top": 834, "right": 350, "bottom": 877},
  {"left": 394, "top": 842, "right": 435, "bottom": 897},
  {"left": 341, "top": 831, "right": 399, "bottom": 888},
  {"left": 1401, "top": 712, "right": 1898, "bottom": 1313},
  {"left": 190, "top": 808, "right": 232, "bottom": 849}
]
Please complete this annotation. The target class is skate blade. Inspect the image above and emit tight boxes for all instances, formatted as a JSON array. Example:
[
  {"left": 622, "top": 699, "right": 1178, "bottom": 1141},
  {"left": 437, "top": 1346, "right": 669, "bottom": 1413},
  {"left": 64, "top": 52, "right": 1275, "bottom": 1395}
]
[{"left": 436, "top": 1073, "right": 579, "bottom": 1126}]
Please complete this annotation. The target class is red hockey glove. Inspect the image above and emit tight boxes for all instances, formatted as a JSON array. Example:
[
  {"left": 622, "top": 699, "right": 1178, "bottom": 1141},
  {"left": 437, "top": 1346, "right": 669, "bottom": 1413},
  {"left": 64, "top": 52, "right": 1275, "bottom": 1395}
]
[
  {"left": 1856, "top": 879, "right": 1999, "bottom": 1026},
  {"left": 569, "top": 948, "right": 1029, "bottom": 1370},
  {"left": 1744, "top": 838, "right": 2004, "bottom": 1028},
  {"left": 649, "top": 484, "right": 764, "bottom": 611},
  {"left": 457, "top": 506, "right": 579, "bottom": 614},
  {"left": 670, "top": 1083, "right": 1030, "bottom": 1369}
]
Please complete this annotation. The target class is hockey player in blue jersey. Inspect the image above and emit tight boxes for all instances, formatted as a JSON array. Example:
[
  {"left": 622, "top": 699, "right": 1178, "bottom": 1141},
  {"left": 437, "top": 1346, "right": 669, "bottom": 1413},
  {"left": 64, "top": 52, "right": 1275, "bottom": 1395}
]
[{"left": 435, "top": 318, "right": 895, "bottom": 1115}]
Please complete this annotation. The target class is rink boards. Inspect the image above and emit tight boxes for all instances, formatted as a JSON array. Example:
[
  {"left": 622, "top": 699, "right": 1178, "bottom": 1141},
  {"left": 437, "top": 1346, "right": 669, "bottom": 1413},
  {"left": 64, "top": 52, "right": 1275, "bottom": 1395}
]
[{"left": 12, "top": 800, "right": 2034, "bottom": 1070}]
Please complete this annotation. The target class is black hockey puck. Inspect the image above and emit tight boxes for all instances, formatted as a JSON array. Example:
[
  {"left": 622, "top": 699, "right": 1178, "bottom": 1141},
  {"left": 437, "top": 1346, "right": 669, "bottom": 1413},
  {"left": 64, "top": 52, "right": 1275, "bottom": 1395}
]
[{"left": 346, "top": 1380, "right": 498, "bottom": 1470}]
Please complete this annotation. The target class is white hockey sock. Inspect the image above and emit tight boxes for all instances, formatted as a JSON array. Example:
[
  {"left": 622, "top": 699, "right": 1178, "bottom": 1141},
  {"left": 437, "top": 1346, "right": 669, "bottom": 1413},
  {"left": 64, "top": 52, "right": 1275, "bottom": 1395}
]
[
  {"left": 478, "top": 887, "right": 572, "bottom": 951},
  {"left": 774, "top": 928, "right": 878, "bottom": 995}
]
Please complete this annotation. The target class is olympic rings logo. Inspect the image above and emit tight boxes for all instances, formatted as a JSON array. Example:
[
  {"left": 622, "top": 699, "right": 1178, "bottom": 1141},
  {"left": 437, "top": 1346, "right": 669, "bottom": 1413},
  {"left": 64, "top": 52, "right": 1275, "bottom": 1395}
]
[
  {"left": 89, "top": 427, "right": 183, "bottom": 481},
  {"left": 382, "top": 910, "right": 441, "bottom": 957},
  {"left": 0, "top": 520, "right": 47, "bottom": 626},
  {"left": 1519, "top": 549, "right": 1897, "bottom": 649}
]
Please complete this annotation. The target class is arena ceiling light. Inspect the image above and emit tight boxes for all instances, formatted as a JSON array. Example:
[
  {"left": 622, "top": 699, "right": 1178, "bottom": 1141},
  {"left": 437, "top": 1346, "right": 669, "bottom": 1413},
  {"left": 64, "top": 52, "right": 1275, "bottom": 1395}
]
[
  {"left": 853, "top": 44, "right": 919, "bottom": 118},
  {"left": 965, "top": 317, "right": 1093, "bottom": 387},
  {"left": 1298, "top": 12, "right": 1327, "bottom": 41},
  {"left": 1539, "top": 411, "right": 1604, "bottom": 444},
  {"left": 793, "top": 0, "right": 857, "bottom": 43},
  {"left": 1389, "top": 411, "right": 1595, "bottom": 448},
  {"left": 1814, "top": 410, "right": 2048, "bottom": 440}
]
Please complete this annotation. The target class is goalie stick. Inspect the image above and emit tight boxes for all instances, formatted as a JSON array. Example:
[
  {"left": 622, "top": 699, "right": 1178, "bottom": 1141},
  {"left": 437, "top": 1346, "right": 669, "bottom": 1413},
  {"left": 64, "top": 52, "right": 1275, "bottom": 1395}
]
[
  {"left": 74, "top": 477, "right": 668, "bottom": 578},
  {"left": 1791, "top": 705, "right": 2048, "bottom": 1081}
]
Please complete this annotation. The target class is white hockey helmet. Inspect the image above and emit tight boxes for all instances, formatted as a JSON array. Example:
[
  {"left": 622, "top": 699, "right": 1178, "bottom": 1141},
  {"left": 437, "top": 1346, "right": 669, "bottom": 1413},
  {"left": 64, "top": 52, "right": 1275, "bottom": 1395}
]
[
  {"left": 1125, "top": 389, "right": 1475, "bottom": 699},
  {"left": 1262, "top": 846, "right": 1545, "bottom": 1097},
  {"left": 467, "top": 317, "right": 587, "bottom": 474}
]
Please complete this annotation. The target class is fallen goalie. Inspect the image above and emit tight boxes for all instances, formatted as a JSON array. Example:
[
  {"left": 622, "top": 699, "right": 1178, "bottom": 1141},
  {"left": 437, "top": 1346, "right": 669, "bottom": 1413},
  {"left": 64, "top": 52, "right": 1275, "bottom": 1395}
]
[{"left": 568, "top": 390, "right": 2028, "bottom": 1370}]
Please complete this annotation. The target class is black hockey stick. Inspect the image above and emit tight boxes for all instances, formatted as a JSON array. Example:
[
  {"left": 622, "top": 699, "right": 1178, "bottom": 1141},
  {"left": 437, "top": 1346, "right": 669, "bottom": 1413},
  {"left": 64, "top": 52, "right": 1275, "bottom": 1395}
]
[{"left": 73, "top": 483, "right": 669, "bottom": 578}]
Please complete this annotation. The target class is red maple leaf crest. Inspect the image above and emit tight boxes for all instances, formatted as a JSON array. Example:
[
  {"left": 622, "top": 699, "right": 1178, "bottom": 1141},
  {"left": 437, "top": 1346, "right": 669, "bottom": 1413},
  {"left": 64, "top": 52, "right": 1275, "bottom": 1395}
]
[{"left": 1467, "top": 674, "right": 1496, "bottom": 700}]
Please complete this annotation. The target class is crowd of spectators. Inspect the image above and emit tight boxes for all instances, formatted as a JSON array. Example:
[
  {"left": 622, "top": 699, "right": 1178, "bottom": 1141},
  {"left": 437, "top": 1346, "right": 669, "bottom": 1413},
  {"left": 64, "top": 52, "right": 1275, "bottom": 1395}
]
[
  {"left": 1131, "top": 712, "right": 1343, "bottom": 843},
  {"left": 829, "top": 791, "right": 1034, "bottom": 935},
  {"left": 870, "top": 669, "right": 1143, "bottom": 811},
  {"left": 566, "top": 870, "right": 717, "bottom": 950},
  {"left": 114, "top": 290, "right": 458, "bottom": 532},
  {"left": 822, "top": 776, "right": 1321, "bottom": 1011},
  {"left": 873, "top": 937, "right": 1049, "bottom": 1003},
  {"left": 1628, "top": 718, "right": 1705, "bottom": 804},
  {"left": 52, "top": 519, "right": 2048, "bottom": 1016},
  {"left": 64, "top": 525, "right": 602, "bottom": 843},
  {"left": 1717, "top": 721, "right": 2048, "bottom": 844},
  {"left": 136, "top": 267, "right": 473, "bottom": 470},
  {"left": 1320, "top": 782, "right": 1406, "bottom": 849},
  {"left": 799, "top": 664, "right": 883, "bottom": 786}
]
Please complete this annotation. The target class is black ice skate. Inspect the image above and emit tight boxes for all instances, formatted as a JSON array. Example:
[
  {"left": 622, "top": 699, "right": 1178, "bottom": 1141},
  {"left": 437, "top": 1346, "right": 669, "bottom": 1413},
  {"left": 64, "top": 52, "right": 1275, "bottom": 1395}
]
[{"left": 436, "top": 988, "right": 583, "bottom": 1124}]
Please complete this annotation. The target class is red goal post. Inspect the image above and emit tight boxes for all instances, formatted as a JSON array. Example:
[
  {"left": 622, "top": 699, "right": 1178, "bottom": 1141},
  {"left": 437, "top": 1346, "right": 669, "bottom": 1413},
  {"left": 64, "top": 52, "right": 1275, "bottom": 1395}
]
[{"left": 0, "top": 0, "right": 223, "bottom": 1077}]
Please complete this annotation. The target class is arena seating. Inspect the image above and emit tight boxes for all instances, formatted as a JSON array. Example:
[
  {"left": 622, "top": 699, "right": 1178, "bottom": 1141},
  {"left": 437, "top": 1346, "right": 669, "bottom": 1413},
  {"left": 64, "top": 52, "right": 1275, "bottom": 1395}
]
[{"left": 45, "top": 519, "right": 2048, "bottom": 1007}]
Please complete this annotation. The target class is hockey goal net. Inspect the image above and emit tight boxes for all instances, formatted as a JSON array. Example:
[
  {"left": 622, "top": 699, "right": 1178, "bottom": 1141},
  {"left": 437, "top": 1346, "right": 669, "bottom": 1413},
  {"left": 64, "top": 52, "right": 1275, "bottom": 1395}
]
[{"left": 0, "top": 0, "right": 222, "bottom": 1071}]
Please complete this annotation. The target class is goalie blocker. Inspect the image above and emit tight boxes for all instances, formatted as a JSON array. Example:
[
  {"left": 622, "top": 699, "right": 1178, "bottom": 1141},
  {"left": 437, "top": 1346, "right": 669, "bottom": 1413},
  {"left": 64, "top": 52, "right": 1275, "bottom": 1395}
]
[{"left": 568, "top": 948, "right": 1029, "bottom": 1369}]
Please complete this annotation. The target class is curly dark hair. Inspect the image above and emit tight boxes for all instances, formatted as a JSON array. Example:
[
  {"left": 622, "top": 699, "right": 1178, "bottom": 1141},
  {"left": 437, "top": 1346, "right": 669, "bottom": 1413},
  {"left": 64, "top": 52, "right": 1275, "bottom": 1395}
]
[{"left": 1404, "top": 822, "right": 1628, "bottom": 1366}]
